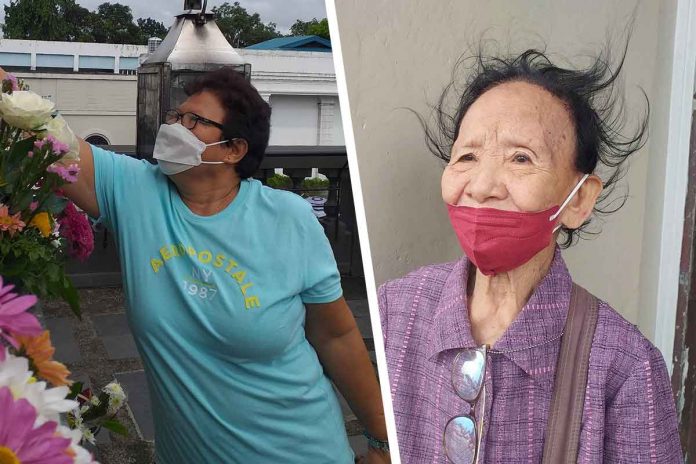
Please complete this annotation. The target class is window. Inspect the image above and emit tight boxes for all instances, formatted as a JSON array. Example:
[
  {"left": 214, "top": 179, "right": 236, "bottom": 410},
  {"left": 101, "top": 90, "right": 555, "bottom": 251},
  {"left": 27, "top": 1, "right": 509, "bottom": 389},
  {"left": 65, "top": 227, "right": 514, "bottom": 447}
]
[{"left": 85, "top": 135, "right": 109, "bottom": 146}]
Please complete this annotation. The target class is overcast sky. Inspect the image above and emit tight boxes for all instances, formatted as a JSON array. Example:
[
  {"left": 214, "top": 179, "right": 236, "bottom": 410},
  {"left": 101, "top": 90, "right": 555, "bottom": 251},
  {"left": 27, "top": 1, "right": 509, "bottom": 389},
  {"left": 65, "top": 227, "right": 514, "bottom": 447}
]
[{"left": 0, "top": 0, "right": 327, "bottom": 33}]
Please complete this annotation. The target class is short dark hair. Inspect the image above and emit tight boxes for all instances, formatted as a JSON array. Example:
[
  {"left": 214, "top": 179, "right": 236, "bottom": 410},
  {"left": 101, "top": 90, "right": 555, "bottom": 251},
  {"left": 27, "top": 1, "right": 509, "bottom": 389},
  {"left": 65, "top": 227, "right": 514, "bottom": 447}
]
[
  {"left": 185, "top": 67, "right": 271, "bottom": 179},
  {"left": 418, "top": 37, "right": 648, "bottom": 247}
]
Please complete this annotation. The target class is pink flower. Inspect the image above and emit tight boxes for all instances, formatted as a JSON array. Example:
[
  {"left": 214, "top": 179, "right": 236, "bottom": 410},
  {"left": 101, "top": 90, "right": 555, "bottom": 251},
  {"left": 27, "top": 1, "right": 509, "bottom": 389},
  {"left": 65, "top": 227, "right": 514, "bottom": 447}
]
[
  {"left": 5, "top": 74, "right": 19, "bottom": 91},
  {"left": 0, "top": 204, "right": 25, "bottom": 237},
  {"left": 34, "top": 139, "right": 46, "bottom": 149},
  {"left": 47, "top": 163, "right": 80, "bottom": 183},
  {"left": 29, "top": 201, "right": 38, "bottom": 212},
  {"left": 0, "top": 387, "right": 73, "bottom": 464},
  {"left": 0, "top": 276, "right": 42, "bottom": 361},
  {"left": 45, "top": 135, "right": 69, "bottom": 156},
  {"left": 27, "top": 151, "right": 34, "bottom": 158},
  {"left": 58, "top": 202, "right": 94, "bottom": 262}
]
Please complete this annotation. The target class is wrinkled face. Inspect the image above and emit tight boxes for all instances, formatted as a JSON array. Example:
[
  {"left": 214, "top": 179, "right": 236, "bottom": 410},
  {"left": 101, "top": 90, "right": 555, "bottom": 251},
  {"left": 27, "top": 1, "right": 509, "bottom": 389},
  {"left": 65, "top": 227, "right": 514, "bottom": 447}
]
[{"left": 442, "top": 81, "right": 582, "bottom": 213}]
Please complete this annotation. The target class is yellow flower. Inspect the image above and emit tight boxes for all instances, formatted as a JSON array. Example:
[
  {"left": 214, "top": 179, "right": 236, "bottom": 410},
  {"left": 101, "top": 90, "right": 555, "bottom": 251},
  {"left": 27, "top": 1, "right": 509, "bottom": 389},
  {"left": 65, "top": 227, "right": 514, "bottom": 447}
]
[
  {"left": 29, "top": 212, "right": 51, "bottom": 237},
  {"left": 16, "top": 331, "right": 72, "bottom": 387}
]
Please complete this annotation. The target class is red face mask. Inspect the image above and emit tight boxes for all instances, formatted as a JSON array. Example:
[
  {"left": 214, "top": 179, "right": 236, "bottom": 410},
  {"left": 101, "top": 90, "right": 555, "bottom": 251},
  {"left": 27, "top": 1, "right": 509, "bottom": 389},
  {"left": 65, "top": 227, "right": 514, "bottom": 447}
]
[{"left": 447, "top": 174, "right": 589, "bottom": 276}]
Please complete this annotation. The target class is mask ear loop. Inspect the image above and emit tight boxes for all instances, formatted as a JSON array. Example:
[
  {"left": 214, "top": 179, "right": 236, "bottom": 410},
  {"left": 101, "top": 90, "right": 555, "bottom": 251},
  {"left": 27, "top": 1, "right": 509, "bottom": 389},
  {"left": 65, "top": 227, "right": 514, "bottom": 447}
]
[
  {"left": 199, "top": 138, "right": 241, "bottom": 165},
  {"left": 549, "top": 173, "right": 591, "bottom": 232}
]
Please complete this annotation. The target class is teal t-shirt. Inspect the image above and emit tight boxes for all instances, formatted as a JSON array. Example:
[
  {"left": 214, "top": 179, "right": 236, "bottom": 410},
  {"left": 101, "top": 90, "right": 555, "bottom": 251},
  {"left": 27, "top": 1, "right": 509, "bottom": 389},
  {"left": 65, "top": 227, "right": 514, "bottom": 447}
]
[{"left": 91, "top": 145, "right": 354, "bottom": 463}]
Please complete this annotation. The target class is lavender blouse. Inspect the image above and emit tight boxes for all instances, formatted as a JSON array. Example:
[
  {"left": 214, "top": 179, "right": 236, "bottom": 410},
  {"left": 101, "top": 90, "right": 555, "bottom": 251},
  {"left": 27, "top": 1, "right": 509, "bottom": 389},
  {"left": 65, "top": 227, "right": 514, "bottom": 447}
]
[{"left": 379, "top": 249, "right": 683, "bottom": 463}]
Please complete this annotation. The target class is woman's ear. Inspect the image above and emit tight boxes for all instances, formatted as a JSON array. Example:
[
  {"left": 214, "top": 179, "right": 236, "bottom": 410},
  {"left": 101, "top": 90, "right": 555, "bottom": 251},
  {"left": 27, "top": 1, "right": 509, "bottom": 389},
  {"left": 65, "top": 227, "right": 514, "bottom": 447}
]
[
  {"left": 223, "top": 139, "right": 249, "bottom": 164},
  {"left": 558, "top": 174, "right": 603, "bottom": 229}
]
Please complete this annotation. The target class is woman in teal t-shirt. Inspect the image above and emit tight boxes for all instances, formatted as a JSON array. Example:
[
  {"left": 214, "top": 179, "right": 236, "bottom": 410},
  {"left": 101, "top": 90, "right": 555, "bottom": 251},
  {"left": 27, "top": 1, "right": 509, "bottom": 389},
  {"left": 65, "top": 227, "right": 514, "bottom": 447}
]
[{"left": 3, "top": 66, "right": 390, "bottom": 464}]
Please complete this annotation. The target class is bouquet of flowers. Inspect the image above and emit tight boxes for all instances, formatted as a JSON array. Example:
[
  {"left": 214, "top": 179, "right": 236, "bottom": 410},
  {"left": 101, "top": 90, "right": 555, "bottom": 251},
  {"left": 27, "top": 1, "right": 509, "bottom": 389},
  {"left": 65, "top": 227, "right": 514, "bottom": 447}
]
[
  {"left": 0, "top": 277, "right": 128, "bottom": 461},
  {"left": 0, "top": 73, "right": 127, "bottom": 461},
  {"left": 0, "top": 74, "right": 94, "bottom": 317}
]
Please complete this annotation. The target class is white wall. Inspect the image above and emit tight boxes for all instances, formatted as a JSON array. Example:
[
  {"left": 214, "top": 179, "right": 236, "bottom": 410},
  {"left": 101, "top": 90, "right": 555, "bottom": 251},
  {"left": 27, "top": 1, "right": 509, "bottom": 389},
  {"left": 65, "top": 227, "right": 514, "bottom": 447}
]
[
  {"left": 13, "top": 49, "right": 342, "bottom": 148},
  {"left": 336, "top": 0, "right": 685, "bottom": 349},
  {"left": 269, "top": 94, "right": 320, "bottom": 145},
  {"left": 19, "top": 73, "right": 137, "bottom": 144}
]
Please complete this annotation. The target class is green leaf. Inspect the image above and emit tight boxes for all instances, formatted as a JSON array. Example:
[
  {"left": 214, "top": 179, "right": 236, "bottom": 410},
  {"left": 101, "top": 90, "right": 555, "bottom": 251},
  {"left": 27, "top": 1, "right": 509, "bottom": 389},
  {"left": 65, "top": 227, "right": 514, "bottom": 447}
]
[
  {"left": 60, "top": 277, "right": 81, "bottom": 319},
  {"left": 7, "top": 136, "right": 35, "bottom": 164},
  {"left": 11, "top": 190, "right": 33, "bottom": 214},
  {"left": 101, "top": 419, "right": 128, "bottom": 436},
  {"left": 67, "top": 381, "right": 84, "bottom": 400},
  {"left": 42, "top": 195, "right": 68, "bottom": 215}
]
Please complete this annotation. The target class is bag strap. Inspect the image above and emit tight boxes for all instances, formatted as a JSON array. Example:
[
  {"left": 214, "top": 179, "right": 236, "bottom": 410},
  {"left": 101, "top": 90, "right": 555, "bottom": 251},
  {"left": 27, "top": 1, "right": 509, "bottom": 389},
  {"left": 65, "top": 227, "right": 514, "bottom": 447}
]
[{"left": 541, "top": 283, "right": 599, "bottom": 464}]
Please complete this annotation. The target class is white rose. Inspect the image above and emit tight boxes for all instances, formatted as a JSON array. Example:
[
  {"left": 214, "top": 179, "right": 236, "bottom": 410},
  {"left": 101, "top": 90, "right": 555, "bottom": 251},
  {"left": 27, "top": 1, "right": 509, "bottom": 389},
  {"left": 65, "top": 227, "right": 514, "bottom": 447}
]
[
  {"left": 43, "top": 114, "right": 80, "bottom": 162},
  {"left": 0, "top": 90, "right": 55, "bottom": 130}
]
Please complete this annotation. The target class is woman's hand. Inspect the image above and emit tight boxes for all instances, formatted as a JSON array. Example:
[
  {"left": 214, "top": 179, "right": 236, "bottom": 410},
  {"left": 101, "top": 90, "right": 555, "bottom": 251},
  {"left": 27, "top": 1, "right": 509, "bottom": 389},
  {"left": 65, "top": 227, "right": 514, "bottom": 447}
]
[{"left": 0, "top": 66, "right": 8, "bottom": 81}]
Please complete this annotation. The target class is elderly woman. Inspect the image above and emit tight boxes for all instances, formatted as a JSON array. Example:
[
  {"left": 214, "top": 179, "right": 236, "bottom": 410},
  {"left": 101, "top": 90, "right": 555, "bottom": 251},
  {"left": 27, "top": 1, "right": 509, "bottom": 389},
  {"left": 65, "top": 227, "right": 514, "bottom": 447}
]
[
  {"left": 1, "top": 66, "right": 389, "bottom": 463},
  {"left": 379, "top": 48, "right": 683, "bottom": 463}
]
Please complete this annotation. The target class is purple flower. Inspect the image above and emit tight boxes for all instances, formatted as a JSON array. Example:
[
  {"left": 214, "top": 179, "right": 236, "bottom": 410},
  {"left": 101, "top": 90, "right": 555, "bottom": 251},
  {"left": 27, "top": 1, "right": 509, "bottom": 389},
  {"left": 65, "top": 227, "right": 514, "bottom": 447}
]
[
  {"left": 0, "top": 276, "right": 42, "bottom": 361},
  {"left": 0, "top": 387, "right": 73, "bottom": 464},
  {"left": 46, "top": 163, "right": 80, "bottom": 183},
  {"left": 3, "top": 74, "right": 19, "bottom": 92},
  {"left": 44, "top": 135, "right": 69, "bottom": 156}
]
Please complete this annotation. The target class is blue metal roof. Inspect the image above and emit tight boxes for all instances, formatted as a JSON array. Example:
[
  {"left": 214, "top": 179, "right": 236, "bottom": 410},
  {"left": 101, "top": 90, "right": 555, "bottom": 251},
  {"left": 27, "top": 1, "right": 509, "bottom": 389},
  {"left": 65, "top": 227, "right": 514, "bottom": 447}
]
[{"left": 246, "top": 35, "right": 331, "bottom": 52}]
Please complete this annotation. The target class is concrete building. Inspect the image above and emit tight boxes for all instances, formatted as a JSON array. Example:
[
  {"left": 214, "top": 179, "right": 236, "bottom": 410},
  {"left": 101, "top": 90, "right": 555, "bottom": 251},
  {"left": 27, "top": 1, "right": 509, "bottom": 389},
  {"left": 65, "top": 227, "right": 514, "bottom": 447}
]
[{"left": 0, "top": 39, "right": 343, "bottom": 149}]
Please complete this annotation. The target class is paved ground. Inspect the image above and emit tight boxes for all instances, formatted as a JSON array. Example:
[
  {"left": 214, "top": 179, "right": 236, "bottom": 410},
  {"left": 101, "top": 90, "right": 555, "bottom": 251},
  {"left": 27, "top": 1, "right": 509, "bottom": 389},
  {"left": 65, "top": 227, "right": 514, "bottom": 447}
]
[{"left": 40, "top": 275, "right": 375, "bottom": 463}]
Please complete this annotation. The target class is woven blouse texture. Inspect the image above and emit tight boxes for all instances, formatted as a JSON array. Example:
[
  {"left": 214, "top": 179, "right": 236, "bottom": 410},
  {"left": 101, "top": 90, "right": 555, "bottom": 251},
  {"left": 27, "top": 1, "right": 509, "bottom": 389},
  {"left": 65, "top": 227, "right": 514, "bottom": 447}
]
[{"left": 379, "top": 249, "right": 683, "bottom": 463}]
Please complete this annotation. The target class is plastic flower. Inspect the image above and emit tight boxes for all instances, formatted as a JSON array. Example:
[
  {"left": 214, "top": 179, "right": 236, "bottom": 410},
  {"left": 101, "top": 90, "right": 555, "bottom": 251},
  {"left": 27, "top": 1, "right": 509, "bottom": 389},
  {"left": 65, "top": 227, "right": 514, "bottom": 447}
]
[
  {"left": 0, "top": 386, "right": 74, "bottom": 464},
  {"left": 58, "top": 202, "right": 94, "bottom": 262},
  {"left": 47, "top": 163, "right": 80, "bottom": 183},
  {"left": 0, "top": 90, "right": 55, "bottom": 130},
  {"left": 0, "top": 276, "right": 41, "bottom": 360},
  {"left": 16, "top": 330, "right": 72, "bottom": 386},
  {"left": 0, "top": 204, "right": 25, "bottom": 237},
  {"left": 29, "top": 212, "right": 52, "bottom": 238},
  {"left": 0, "top": 351, "right": 77, "bottom": 424}
]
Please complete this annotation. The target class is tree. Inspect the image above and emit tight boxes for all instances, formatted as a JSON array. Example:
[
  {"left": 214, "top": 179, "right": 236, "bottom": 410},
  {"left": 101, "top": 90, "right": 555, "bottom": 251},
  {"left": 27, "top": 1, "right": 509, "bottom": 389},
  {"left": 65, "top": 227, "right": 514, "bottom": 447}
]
[
  {"left": 62, "top": 2, "right": 95, "bottom": 41},
  {"left": 90, "top": 3, "right": 142, "bottom": 45},
  {"left": 212, "top": 2, "right": 281, "bottom": 48},
  {"left": 289, "top": 18, "right": 330, "bottom": 40},
  {"left": 3, "top": 0, "right": 92, "bottom": 42},
  {"left": 137, "top": 18, "right": 168, "bottom": 41}
]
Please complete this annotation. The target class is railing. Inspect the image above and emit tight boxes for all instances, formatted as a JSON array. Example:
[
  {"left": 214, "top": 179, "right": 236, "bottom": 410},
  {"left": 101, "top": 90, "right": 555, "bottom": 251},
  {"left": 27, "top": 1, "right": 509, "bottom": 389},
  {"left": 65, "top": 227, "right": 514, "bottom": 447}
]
[{"left": 67, "top": 145, "right": 362, "bottom": 287}]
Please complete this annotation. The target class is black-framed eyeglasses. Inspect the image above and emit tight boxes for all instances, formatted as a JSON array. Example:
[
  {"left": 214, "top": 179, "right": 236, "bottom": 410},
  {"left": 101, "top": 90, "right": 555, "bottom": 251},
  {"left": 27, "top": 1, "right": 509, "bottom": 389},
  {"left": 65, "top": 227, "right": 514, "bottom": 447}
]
[
  {"left": 165, "top": 109, "right": 225, "bottom": 131},
  {"left": 444, "top": 345, "right": 487, "bottom": 464}
]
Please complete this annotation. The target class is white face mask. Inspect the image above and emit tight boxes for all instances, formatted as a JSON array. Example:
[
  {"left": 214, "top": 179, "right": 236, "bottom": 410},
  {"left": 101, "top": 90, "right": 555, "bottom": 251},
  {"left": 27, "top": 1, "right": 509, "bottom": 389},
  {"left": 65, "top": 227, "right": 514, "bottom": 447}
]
[{"left": 152, "top": 123, "right": 229, "bottom": 175}]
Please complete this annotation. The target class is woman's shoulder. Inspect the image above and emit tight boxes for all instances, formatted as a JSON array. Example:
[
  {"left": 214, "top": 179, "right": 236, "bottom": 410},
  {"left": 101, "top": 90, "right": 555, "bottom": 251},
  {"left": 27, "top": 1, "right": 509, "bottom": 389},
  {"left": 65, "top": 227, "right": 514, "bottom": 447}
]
[
  {"left": 379, "top": 260, "right": 461, "bottom": 309},
  {"left": 590, "top": 297, "right": 667, "bottom": 397},
  {"left": 250, "top": 180, "right": 314, "bottom": 215}
]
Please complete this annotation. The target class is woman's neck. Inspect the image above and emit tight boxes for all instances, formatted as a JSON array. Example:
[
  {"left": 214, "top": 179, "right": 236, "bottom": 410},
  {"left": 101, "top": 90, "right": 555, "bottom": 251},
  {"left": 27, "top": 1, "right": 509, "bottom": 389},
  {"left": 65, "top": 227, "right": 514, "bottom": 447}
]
[
  {"left": 467, "top": 243, "right": 556, "bottom": 346},
  {"left": 173, "top": 169, "right": 242, "bottom": 216}
]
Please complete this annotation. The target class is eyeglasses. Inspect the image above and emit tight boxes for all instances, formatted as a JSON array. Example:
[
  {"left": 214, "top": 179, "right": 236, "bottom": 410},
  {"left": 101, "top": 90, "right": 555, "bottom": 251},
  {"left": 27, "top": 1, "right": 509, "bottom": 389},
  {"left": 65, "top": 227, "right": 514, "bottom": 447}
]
[
  {"left": 164, "top": 109, "right": 225, "bottom": 131},
  {"left": 444, "top": 345, "right": 487, "bottom": 464}
]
